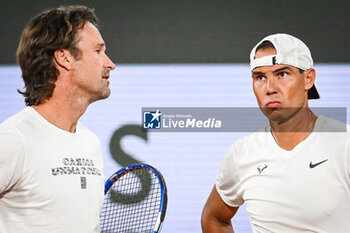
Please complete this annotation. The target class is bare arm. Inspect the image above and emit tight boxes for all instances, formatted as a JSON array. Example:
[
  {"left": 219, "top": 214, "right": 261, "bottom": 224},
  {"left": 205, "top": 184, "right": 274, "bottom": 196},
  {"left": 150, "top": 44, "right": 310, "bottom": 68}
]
[{"left": 201, "top": 185, "right": 239, "bottom": 233}]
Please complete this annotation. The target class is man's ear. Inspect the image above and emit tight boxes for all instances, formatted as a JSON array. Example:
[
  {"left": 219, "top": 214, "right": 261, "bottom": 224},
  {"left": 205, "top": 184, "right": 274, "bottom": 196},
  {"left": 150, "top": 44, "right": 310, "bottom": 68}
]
[
  {"left": 54, "top": 49, "right": 73, "bottom": 70},
  {"left": 304, "top": 68, "right": 316, "bottom": 91}
]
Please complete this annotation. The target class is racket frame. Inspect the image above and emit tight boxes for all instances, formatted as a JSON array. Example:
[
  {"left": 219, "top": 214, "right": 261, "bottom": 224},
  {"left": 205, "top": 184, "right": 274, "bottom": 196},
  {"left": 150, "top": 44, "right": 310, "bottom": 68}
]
[{"left": 103, "top": 163, "right": 168, "bottom": 233}]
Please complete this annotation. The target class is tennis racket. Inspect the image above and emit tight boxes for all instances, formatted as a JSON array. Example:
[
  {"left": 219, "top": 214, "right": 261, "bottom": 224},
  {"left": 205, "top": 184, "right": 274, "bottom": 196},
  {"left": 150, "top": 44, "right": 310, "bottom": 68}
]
[{"left": 100, "top": 164, "right": 168, "bottom": 233}]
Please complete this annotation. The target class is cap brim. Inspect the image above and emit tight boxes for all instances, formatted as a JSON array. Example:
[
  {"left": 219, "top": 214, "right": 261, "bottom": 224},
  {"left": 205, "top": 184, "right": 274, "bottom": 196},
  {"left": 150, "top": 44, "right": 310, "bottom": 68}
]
[{"left": 308, "top": 85, "right": 320, "bottom": 99}]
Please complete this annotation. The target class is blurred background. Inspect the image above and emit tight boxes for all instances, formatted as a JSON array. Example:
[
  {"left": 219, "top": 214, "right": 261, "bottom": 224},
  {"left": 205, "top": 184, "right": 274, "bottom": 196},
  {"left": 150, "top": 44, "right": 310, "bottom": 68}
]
[
  {"left": 1, "top": 0, "right": 350, "bottom": 64},
  {"left": 1, "top": 1, "right": 350, "bottom": 232}
]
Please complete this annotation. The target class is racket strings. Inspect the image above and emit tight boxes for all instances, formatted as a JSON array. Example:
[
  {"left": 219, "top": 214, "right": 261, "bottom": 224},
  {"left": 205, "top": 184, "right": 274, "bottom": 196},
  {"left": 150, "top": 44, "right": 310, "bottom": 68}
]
[{"left": 100, "top": 168, "right": 162, "bottom": 233}]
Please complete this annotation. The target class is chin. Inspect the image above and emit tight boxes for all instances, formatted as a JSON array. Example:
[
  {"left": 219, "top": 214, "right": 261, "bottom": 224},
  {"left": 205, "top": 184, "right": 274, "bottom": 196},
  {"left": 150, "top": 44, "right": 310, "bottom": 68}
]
[
  {"left": 263, "top": 107, "right": 305, "bottom": 124},
  {"left": 261, "top": 108, "right": 283, "bottom": 123},
  {"left": 100, "top": 89, "right": 111, "bottom": 100},
  {"left": 268, "top": 112, "right": 289, "bottom": 124},
  {"left": 89, "top": 89, "right": 111, "bottom": 103}
]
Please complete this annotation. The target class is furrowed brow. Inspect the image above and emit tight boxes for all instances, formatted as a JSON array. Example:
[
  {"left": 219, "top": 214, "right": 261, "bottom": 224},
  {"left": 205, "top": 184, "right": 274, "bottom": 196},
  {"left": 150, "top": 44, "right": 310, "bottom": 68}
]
[
  {"left": 272, "top": 66, "right": 292, "bottom": 74},
  {"left": 252, "top": 71, "right": 265, "bottom": 76}
]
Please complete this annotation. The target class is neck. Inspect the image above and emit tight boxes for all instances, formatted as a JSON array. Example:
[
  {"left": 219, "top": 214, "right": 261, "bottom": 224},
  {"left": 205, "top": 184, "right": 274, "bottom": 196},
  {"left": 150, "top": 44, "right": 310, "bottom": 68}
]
[
  {"left": 269, "top": 108, "right": 317, "bottom": 151},
  {"left": 32, "top": 93, "right": 89, "bottom": 134}
]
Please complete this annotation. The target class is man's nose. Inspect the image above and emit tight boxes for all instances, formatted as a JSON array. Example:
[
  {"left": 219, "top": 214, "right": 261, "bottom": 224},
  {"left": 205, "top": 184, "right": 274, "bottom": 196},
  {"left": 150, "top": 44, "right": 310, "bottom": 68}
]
[
  {"left": 266, "top": 77, "right": 278, "bottom": 95},
  {"left": 104, "top": 54, "right": 116, "bottom": 70}
]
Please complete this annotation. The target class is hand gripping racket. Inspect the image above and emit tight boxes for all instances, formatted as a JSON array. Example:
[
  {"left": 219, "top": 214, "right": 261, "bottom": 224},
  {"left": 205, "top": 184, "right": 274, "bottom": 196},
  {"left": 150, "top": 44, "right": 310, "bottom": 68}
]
[{"left": 100, "top": 164, "right": 168, "bottom": 233}]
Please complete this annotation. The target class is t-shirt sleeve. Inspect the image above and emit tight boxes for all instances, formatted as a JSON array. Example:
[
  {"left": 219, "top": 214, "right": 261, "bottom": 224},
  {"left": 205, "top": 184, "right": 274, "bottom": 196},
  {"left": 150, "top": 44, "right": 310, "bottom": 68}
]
[
  {"left": 216, "top": 144, "right": 244, "bottom": 207},
  {"left": 0, "top": 125, "right": 25, "bottom": 194}
]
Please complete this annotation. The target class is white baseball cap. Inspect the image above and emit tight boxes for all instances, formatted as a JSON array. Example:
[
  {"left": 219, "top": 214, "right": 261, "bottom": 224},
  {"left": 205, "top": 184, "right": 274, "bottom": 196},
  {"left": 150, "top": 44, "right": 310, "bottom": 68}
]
[{"left": 250, "top": 33, "right": 320, "bottom": 99}]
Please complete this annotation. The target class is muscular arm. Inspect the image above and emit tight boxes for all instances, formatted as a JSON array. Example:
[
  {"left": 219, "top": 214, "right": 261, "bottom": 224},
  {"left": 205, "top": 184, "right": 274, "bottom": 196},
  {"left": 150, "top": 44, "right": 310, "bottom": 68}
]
[{"left": 201, "top": 185, "right": 239, "bottom": 233}]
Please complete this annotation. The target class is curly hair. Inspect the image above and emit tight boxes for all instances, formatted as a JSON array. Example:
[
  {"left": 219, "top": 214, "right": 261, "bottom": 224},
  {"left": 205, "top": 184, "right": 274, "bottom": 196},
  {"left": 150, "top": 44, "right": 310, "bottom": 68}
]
[{"left": 16, "top": 5, "right": 99, "bottom": 106}]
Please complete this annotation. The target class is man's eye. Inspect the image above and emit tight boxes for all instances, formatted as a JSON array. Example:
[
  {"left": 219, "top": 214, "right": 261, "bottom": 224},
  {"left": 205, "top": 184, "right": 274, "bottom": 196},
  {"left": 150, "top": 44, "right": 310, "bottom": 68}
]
[
  {"left": 256, "top": 76, "right": 266, "bottom": 81},
  {"left": 279, "top": 72, "right": 288, "bottom": 78},
  {"left": 95, "top": 49, "right": 101, "bottom": 53}
]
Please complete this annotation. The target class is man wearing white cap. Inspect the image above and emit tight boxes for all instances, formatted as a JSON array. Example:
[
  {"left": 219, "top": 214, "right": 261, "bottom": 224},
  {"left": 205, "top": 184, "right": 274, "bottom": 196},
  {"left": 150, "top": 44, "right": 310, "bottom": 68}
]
[{"left": 201, "top": 33, "right": 350, "bottom": 232}]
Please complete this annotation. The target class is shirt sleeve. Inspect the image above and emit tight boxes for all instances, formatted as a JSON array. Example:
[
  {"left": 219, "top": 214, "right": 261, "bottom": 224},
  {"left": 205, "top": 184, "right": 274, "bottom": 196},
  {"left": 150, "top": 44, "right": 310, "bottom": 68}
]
[
  {"left": 0, "top": 125, "right": 25, "bottom": 194},
  {"left": 216, "top": 144, "right": 244, "bottom": 207}
]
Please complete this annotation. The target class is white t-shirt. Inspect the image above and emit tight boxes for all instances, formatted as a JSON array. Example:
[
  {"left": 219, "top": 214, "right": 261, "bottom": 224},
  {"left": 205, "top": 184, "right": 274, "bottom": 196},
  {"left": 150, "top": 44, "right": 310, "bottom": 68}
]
[
  {"left": 0, "top": 107, "right": 105, "bottom": 233},
  {"left": 217, "top": 115, "right": 350, "bottom": 233}
]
